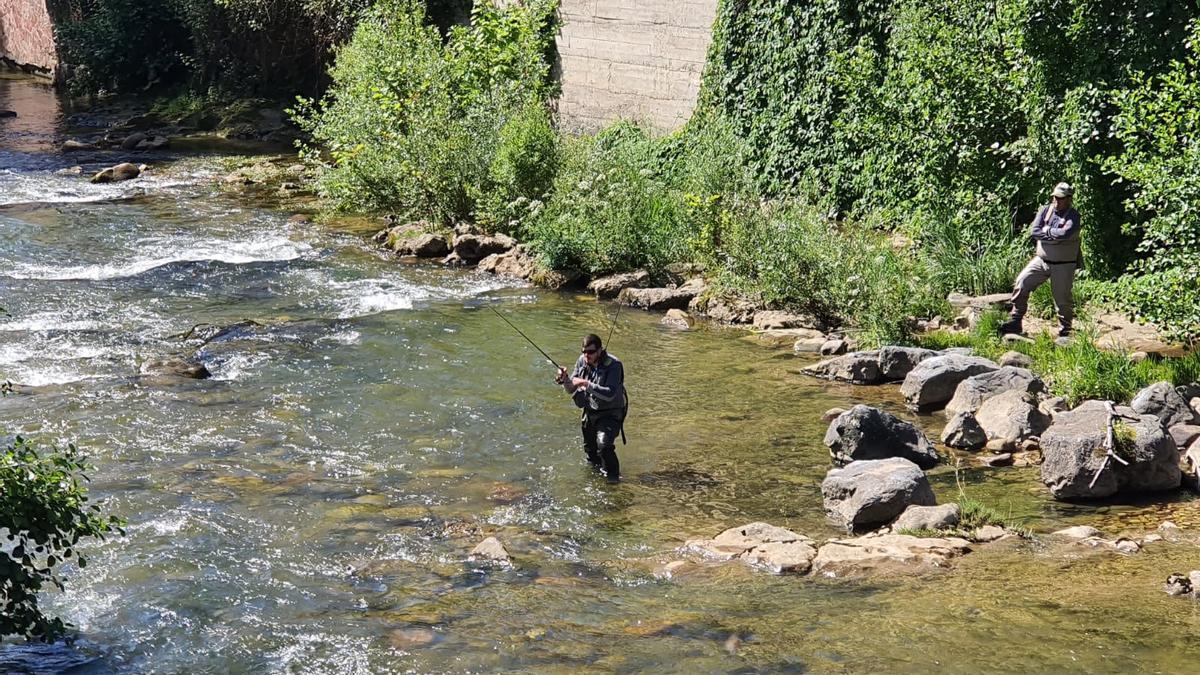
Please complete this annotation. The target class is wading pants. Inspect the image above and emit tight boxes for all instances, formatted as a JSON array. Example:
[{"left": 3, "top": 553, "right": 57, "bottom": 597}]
[
  {"left": 582, "top": 411, "right": 621, "bottom": 480},
  {"left": 1009, "top": 256, "right": 1077, "bottom": 332}
]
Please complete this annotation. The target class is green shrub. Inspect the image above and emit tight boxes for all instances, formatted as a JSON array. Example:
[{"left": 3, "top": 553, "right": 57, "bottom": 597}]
[
  {"left": 474, "top": 100, "right": 559, "bottom": 234},
  {"left": 294, "top": 0, "right": 557, "bottom": 222}
]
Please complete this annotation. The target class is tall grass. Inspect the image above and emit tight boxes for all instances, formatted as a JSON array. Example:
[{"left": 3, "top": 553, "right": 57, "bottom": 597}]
[{"left": 919, "top": 309, "right": 1200, "bottom": 405}]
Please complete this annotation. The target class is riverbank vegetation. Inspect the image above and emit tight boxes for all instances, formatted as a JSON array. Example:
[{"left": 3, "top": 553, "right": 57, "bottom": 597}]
[
  {"left": 0, "top": 435, "right": 124, "bottom": 640},
  {"left": 293, "top": 0, "right": 1200, "bottom": 351}
]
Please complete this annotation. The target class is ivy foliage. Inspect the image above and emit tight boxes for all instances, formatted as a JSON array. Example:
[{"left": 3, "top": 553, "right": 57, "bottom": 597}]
[
  {"left": 1103, "top": 20, "right": 1200, "bottom": 341},
  {"left": 701, "top": 0, "right": 1198, "bottom": 284},
  {"left": 1, "top": 436, "right": 124, "bottom": 641}
]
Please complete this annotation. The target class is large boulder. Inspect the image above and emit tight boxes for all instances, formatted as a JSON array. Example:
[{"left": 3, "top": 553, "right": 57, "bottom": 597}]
[
  {"left": 802, "top": 351, "right": 883, "bottom": 384},
  {"left": 824, "top": 405, "right": 940, "bottom": 469},
  {"left": 392, "top": 233, "right": 449, "bottom": 258},
  {"left": 689, "top": 294, "right": 758, "bottom": 324},
  {"left": 941, "top": 411, "right": 987, "bottom": 450},
  {"left": 1131, "top": 382, "right": 1200, "bottom": 428},
  {"left": 618, "top": 279, "right": 706, "bottom": 311},
  {"left": 452, "top": 233, "right": 515, "bottom": 263},
  {"left": 878, "top": 347, "right": 941, "bottom": 381},
  {"left": 477, "top": 246, "right": 538, "bottom": 279},
  {"left": 812, "top": 533, "right": 971, "bottom": 578},
  {"left": 90, "top": 163, "right": 141, "bottom": 183},
  {"left": 821, "top": 458, "right": 937, "bottom": 531},
  {"left": 945, "top": 367, "right": 1045, "bottom": 416},
  {"left": 901, "top": 355, "right": 1000, "bottom": 411},
  {"left": 684, "top": 522, "right": 817, "bottom": 574},
  {"left": 1040, "top": 400, "right": 1181, "bottom": 499},
  {"left": 974, "top": 389, "right": 1051, "bottom": 444},
  {"left": 587, "top": 270, "right": 649, "bottom": 298}
]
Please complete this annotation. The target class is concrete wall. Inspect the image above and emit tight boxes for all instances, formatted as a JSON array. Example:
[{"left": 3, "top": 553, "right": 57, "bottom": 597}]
[
  {"left": 556, "top": 0, "right": 718, "bottom": 133},
  {"left": 0, "top": 0, "right": 58, "bottom": 77}
]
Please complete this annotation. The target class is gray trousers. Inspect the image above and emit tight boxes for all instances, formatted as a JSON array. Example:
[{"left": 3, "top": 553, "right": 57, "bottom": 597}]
[{"left": 1010, "top": 256, "right": 1076, "bottom": 329}]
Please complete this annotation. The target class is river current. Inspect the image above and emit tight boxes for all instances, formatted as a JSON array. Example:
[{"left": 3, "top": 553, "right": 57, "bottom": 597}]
[{"left": 3, "top": 75, "right": 1200, "bottom": 673}]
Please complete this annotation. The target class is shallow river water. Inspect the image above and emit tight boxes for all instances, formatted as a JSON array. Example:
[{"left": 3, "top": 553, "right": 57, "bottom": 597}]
[{"left": 3, "top": 75, "right": 1200, "bottom": 673}]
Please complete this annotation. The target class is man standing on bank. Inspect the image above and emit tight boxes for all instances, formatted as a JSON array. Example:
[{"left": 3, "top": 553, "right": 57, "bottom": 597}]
[
  {"left": 555, "top": 333, "right": 626, "bottom": 483},
  {"left": 999, "top": 182, "right": 1082, "bottom": 338}
]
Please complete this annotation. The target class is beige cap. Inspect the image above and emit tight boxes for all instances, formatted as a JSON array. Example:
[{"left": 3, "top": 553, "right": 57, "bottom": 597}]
[{"left": 1052, "top": 182, "right": 1074, "bottom": 198}]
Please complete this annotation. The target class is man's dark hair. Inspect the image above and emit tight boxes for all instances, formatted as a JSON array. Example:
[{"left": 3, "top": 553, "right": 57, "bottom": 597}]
[{"left": 583, "top": 334, "right": 603, "bottom": 351}]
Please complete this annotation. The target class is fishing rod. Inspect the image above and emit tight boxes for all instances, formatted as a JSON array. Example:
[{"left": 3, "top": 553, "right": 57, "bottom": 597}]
[
  {"left": 605, "top": 302, "right": 621, "bottom": 348},
  {"left": 487, "top": 305, "right": 563, "bottom": 371}
]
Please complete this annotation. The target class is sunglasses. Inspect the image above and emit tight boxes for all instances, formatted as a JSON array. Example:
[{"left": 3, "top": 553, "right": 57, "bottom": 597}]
[{"left": 581, "top": 347, "right": 599, "bottom": 355}]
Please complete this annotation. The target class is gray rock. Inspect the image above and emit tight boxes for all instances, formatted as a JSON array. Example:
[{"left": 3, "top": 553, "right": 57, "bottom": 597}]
[
  {"left": 941, "top": 411, "right": 987, "bottom": 450},
  {"left": 821, "top": 458, "right": 937, "bottom": 531},
  {"left": 820, "top": 339, "right": 848, "bottom": 356},
  {"left": 1052, "top": 525, "right": 1101, "bottom": 539},
  {"left": 975, "top": 389, "right": 1051, "bottom": 444},
  {"left": 683, "top": 522, "right": 816, "bottom": 574},
  {"left": 120, "top": 132, "right": 148, "bottom": 150},
  {"left": 940, "top": 347, "right": 976, "bottom": 357},
  {"left": 945, "top": 367, "right": 1045, "bottom": 416},
  {"left": 1169, "top": 424, "right": 1200, "bottom": 449},
  {"left": 980, "top": 453, "right": 1013, "bottom": 467},
  {"left": 689, "top": 294, "right": 758, "bottom": 324},
  {"left": 802, "top": 351, "right": 883, "bottom": 384},
  {"left": 1040, "top": 396, "right": 1069, "bottom": 417},
  {"left": 879, "top": 346, "right": 941, "bottom": 381},
  {"left": 477, "top": 247, "right": 537, "bottom": 279},
  {"left": 812, "top": 534, "right": 970, "bottom": 577},
  {"left": 1131, "top": 382, "right": 1200, "bottom": 428},
  {"left": 1183, "top": 439, "right": 1200, "bottom": 493},
  {"left": 824, "top": 405, "right": 940, "bottom": 469},
  {"left": 1164, "top": 572, "right": 1194, "bottom": 597},
  {"left": 618, "top": 280, "right": 705, "bottom": 311},
  {"left": 999, "top": 350, "right": 1033, "bottom": 368},
  {"left": 141, "top": 357, "right": 210, "bottom": 379},
  {"left": 661, "top": 309, "right": 693, "bottom": 329},
  {"left": 752, "top": 310, "right": 816, "bottom": 330},
  {"left": 821, "top": 407, "right": 847, "bottom": 423},
  {"left": 587, "top": 270, "right": 649, "bottom": 298},
  {"left": 900, "top": 355, "right": 1000, "bottom": 411},
  {"left": 393, "top": 233, "right": 450, "bottom": 258},
  {"left": 893, "top": 503, "right": 961, "bottom": 531},
  {"left": 451, "top": 233, "right": 515, "bottom": 263},
  {"left": 469, "top": 537, "right": 511, "bottom": 563},
  {"left": 134, "top": 135, "right": 170, "bottom": 151},
  {"left": 794, "top": 337, "right": 827, "bottom": 353},
  {"left": 1040, "top": 400, "right": 1181, "bottom": 499},
  {"left": 62, "top": 139, "right": 95, "bottom": 152},
  {"left": 974, "top": 525, "right": 1007, "bottom": 542}
]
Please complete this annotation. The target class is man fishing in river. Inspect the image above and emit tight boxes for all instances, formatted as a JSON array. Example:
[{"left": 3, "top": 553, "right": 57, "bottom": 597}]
[{"left": 555, "top": 334, "right": 626, "bottom": 483}]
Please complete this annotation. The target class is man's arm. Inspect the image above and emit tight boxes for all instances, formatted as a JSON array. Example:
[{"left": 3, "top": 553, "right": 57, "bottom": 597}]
[
  {"left": 1029, "top": 206, "right": 1049, "bottom": 240},
  {"left": 1045, "top": 211, "right": 1080, "bottom": 240}
]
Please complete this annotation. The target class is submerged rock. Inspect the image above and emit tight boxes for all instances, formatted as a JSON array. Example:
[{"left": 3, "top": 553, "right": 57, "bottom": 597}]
[
  {"left": 469, "top": 536, "right": 511, "bottom": 564},
  {"left": 824, "top": 405, "right": 940, "bottom": 469},
  {"left": 141, "top": 356, "right": 210, "bottom": 379},
  {"left": 661, "top": 309, "right": 693, "bottom": 329},
  {"left": 684, "top": 522, "right": 817, "bottom": 574},
  {"left": 812, "top": 533, "right": 971, "bottom": 577},
  {"left": 901, "top": 355, "right": 1000, "bottom": 411},
  {"left": 90, "top": 162, "right": 141, "bottom": 183},
  {"left": 1040, "top": 400, "right": 1180, "bottom": 499},
  {"left": 821, "top": 458, "right": 936, "bottom": 531}
]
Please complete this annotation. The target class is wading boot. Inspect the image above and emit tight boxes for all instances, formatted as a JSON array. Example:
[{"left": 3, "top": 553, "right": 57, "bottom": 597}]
[{"left": 997, "top": 318, "right": 1023, "bottom": 336}]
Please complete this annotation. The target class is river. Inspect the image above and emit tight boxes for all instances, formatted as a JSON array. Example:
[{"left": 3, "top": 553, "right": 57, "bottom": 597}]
[{"left": 2, "top": 75, "right": 1200, "bottom": 673}]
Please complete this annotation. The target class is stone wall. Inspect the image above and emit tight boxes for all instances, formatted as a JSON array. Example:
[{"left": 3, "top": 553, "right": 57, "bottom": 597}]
[
  {"left": 0, "top": 0, "right": 57, "bottom": 77},
  {"left": 556, "top": 0, "right": 718, "bottom": 133}
]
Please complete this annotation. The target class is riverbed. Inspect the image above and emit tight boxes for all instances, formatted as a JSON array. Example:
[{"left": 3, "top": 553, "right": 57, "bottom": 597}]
[{"left": 3, "top": 75, "right": 1200, "bottom": 673}]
